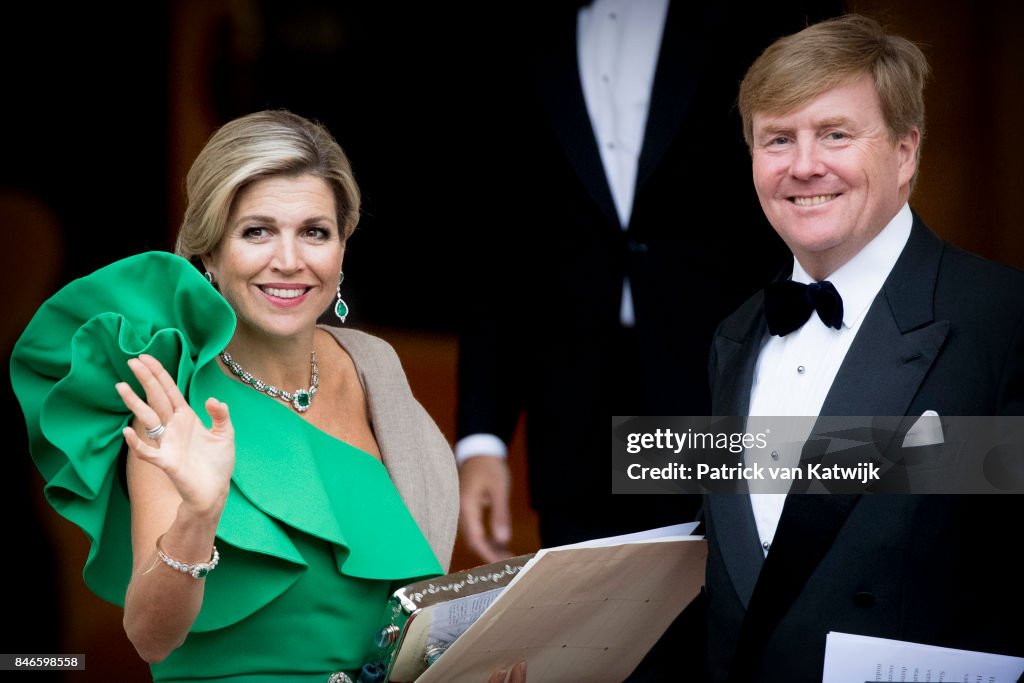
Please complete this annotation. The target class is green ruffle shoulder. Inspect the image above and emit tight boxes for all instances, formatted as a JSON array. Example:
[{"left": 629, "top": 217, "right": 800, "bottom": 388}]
[{"left": 11, "top": 252, "right": 442, "bottom": 633}]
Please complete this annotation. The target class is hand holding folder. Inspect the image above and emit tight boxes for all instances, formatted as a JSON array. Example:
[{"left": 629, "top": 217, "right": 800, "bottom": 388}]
[{"left": 366, "top": 523, "right": 705, "bottom": 683}]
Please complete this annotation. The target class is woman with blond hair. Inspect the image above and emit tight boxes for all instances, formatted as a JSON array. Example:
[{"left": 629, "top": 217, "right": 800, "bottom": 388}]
[{"left": 12, "top": 110, "right": 458, "bottom": 682}]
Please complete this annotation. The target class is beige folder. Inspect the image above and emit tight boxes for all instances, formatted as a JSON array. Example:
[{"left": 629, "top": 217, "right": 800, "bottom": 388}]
[{"left": 416, "top": 524, "right": 706, "bottom": 683}]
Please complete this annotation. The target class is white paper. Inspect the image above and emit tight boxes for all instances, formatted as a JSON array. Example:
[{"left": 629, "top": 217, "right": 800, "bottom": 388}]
[
  {"left": 538, "top": 521, "right": 701, "bottom": 550},
  {"left": 501, "top": 522, "right": 700, "bottom": 594},
  {"left": 823, "top": 631, "right": 1024, "bottom": 683}
]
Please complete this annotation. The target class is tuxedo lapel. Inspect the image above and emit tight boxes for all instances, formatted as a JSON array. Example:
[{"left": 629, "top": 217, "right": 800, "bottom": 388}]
[
  {"left": 635, "top": 1, "right": 701, "bottom": 191},
  {"left": 710, "top": 291, "right": 768, "bottom": 417},
  {"left": 730, "top": 493, "right": 860, "bottom": 678},
  {"left": 819, "top": 216, "right": 950, "bottom": 418},
  {"left": 706, "top": 494, "right": 764, "bottom": 610},
  {"left": 708, "top": 293, "right": 768, "bottom": 610},
  {"left": 536, "top": 14, "right": 619, "bottom": 226}
]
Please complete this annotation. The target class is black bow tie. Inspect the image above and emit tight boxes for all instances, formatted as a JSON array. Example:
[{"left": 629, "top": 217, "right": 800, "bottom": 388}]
[{"left": 764, "top": 279, "right": 844, "bottom": 336}]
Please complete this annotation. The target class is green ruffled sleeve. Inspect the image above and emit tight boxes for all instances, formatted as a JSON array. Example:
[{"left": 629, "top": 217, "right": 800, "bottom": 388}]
[
  {"left": 10, "top": 252, "right": 235, "bottom": 606},
  {"left": 11, "top": 251, "right": 443, "bottom": 632}
]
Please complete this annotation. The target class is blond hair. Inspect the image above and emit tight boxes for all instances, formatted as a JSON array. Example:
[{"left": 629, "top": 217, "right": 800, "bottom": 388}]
[
  {"left": 175, "top": 110, "right": 360, "bottom": 259},
  {"left": 739, "top": 14, "right": 929, "bottom": 157}
]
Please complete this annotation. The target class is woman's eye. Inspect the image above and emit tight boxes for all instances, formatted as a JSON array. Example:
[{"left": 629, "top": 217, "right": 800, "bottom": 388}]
[
  {"left": 306, "top": 227, "right": 330, "bottom": 240},
  {"left": 242, "top": 227, "right": 266, "bottom": 239}
]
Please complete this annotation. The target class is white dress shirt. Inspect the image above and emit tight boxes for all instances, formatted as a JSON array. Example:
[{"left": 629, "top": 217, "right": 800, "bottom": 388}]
[
  {"left": 455, "top": 0, "right": 669, "bottom": 464},
  {"left": 745, "top": 203, "right": 913, "bottom": 553}
]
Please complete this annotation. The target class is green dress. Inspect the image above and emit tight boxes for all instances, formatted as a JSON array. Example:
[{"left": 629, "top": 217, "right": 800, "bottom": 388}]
[{"left": 10, "top": 252, "right": 443, "bottom": 682}]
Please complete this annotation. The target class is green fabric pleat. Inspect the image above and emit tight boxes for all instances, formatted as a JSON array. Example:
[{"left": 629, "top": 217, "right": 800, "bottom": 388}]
[{"left": 11, "top": 252, "right": 442, "bottom": 639}]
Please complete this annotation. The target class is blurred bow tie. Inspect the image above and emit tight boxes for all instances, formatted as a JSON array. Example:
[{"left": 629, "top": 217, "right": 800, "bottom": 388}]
[{"left": 764, "top": 280, "right": 844, "bottom": 336}]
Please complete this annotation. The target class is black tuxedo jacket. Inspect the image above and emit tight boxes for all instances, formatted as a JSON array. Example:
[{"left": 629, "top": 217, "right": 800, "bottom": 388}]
[
  {"left": 703, "top": 214, "right": 1024, "bottom": 682},
  {"left": 456, "top": 3, "right": 839, "bottom": 522}
]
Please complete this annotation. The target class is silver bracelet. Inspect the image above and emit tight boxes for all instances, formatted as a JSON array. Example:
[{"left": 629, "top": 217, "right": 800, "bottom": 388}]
[{"left": 156, "top": 534, "right": 220, "bottom": 579}]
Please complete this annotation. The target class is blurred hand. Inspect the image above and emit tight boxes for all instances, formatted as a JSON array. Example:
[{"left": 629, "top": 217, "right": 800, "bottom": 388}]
[
  {"left": 116, "top": 354, "right": 235, "bottom": 516},
  {"left": 459, "top": 455, "right": 513, "bottom": 563},
  {"left": 487, "top": 660, "right": 526, "bottom": 683}
]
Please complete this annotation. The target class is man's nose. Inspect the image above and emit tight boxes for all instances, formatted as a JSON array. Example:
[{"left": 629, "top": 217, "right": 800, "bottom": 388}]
[{"left": 790, "top": 140, "right": 826, "bottom": 179}]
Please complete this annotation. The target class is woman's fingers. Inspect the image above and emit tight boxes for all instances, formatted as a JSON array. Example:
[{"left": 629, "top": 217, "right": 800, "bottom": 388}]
[
  {"left": 486, "top": 669, "right": 509, "bottom": 683},
  {"left": 137, "top": 354, "right": 189, "bottom": 411},
  {"left": 117, "top": 358, "right": 230, "bottom": 443},
  {"left": 115, "top": 381, "right": 163, "bottom": 440},
  {"left": 119, "top": 354, "right": 197, "bottom": 448},
  {"left": 126, "top": 356, "right": 174, "bottom": 423}
]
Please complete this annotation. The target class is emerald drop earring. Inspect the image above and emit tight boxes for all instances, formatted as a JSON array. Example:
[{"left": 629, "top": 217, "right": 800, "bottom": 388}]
[{"left": 335, "top": 272, "right": 349, "bottom": 323}]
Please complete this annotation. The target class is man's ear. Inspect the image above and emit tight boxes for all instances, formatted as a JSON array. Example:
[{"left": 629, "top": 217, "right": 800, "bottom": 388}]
[{"left": 897, "top": 127, "right": 921, "bottom": 188}]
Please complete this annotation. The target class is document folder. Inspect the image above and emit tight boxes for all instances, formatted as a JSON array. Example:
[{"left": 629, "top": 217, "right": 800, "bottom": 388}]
[{"left": 361, "top": 523, "right": 705, "bottom": 683}]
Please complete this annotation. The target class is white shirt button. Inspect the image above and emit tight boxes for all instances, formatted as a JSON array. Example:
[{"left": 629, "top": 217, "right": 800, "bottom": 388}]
[{"left": 797, "top": 365, "right": 806, "bottom": 374}]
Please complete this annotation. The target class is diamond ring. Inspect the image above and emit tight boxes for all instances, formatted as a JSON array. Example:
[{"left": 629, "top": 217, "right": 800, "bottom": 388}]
[{"left": 145, "top": 423, "right": 166, "bottom": 440}]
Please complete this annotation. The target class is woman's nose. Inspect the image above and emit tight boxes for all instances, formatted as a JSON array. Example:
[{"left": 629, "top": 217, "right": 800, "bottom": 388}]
[{"left": 271, "top": 237, "right": 301, "bottom": 272}]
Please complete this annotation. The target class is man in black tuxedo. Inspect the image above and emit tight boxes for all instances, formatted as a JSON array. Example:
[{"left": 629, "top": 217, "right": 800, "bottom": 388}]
[
  {"left": 702, "top": 14, "right": 1024, "bottom": 682},
  {"left": 456, "top": 1, "right": 842, "bottom": 559}
]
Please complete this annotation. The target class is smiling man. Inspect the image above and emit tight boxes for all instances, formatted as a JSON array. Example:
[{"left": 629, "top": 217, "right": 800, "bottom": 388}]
[
  {"left": 702, "top": 14, "right": 1024, "bottom": 683},
  {"left": 750, "top": 73, "right": 917, "bottom": 282}
]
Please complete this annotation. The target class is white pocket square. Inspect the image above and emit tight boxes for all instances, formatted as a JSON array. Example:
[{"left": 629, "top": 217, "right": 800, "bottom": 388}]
[{"left": 902, "top": 410, "right": 944, "bottom": 447}]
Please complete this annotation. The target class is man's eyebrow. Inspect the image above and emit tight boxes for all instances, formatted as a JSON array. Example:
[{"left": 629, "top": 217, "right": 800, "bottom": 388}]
[
  {"left": 753, "top": 123, "right": 793, "bottom": 139},
  {"left": 754, "top": 116, "right": 855, "bottom": 138},
  {"left": 815, "top": 116, "right": 853, "bottom": 130}
]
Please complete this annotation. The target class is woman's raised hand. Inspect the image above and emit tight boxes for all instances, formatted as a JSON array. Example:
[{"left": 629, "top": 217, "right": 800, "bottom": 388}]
[{"left": 116, "top": 354, "right": 235, "bottom": 515}]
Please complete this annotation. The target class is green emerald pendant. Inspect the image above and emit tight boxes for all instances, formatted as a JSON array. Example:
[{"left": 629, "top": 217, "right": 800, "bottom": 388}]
[
  {"left": 335, "top": 299, "right": 349, "bottom": 323},
  {"left": 292, "top": 389, "right": 312, "bottom": 412}
]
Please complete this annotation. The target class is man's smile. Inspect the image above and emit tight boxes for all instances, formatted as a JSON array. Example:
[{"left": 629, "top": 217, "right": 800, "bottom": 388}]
[{"left": 790, "top": 194, "right": 840, "bottom": 206}]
